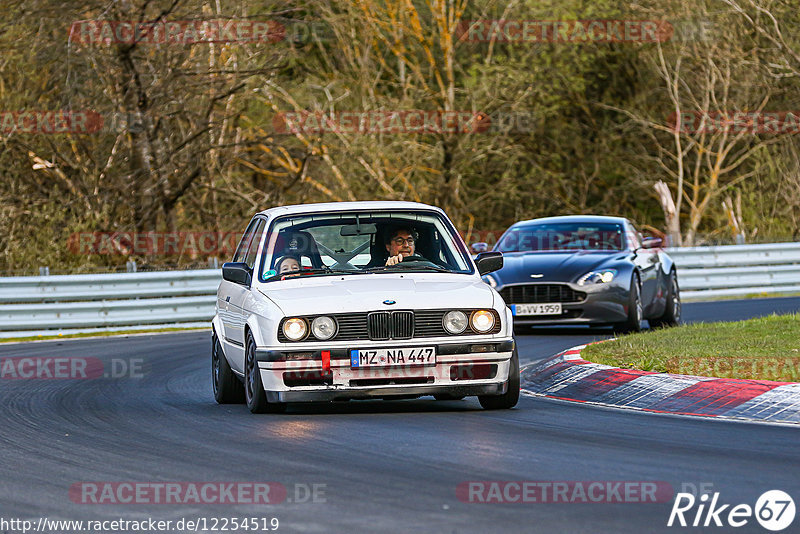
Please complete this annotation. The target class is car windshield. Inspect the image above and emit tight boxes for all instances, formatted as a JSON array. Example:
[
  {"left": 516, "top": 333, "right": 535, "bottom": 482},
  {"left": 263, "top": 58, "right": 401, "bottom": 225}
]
[
  {"left": 496, "top": 222, "right": 625, "bottom": 252},
  {"left": 259, "top": 210, "right": 473, "bottom": 282}
]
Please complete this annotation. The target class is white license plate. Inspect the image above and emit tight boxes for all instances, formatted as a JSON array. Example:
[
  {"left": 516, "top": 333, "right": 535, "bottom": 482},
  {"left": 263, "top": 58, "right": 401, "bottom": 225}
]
[
  {"left": 513, "top": 303, "right": 562, "bottom": 316},
  {"left": 350, "top": 347, "right": 436, "bottom": 368}
]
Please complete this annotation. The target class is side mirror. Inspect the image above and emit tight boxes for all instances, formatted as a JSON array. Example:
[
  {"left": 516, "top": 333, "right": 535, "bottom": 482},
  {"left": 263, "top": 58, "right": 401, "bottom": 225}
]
[
  {"left": 475, "top": 251, "right": 503, "bottom": 275},
  {"left": 222, "top": 262, "right": 252, "bottom": 286},
  {"left": 471, "top": 242, "right": 489, "bottom": 254},
  {"left": 642, "top": 237, "right": 663, "bottom": 250}
]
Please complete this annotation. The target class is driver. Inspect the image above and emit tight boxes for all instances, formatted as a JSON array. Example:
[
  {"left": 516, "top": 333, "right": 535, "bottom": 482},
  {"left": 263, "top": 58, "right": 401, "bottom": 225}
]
[{"left": 385, "top": 227, "right": 425, "bottom": 266}]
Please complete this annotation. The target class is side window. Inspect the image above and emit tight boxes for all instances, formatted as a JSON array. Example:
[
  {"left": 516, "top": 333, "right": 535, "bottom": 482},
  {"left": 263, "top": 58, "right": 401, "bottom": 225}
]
[
  {"left": 243, "top": 219, "right": 266, "bottom": 269},
  {"left": 233, "top": 218, "right": 260, "bottom": 263},
  {"left": 626, "top": 223, "right": 642, "bottom": 250}
]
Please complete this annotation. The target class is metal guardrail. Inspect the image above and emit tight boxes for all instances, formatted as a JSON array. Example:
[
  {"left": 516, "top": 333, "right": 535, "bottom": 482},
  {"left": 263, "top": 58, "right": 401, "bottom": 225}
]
[
  {"left": 667, "top": 242, "right": 800, "bottom": 300},
  {"left": 0, "top": 242, "right": 797, "bottom": 338},
  {"left": 0, "top": 270, "right": 221, "bottom": 338}
]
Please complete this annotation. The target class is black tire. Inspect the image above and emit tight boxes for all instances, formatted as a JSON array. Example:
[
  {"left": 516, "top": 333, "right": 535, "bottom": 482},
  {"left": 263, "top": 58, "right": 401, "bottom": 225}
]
[
  {"left": 212, "top": 330, "right": 245, "bottom": 404},
  {"left": 244, "top": 332, "right": 286, "bottom": 414},
  {"left": 614, "top": 274, "right": 643, "bottom": 334},
  {"left": 650, "top": 270, "right": 681, "bottom": 328},
  {"left": 478, "top": 345, "right": 520, "bottom": 410},
  {"left": 433, "top": 394, "right": 466, "bottom": 401}
]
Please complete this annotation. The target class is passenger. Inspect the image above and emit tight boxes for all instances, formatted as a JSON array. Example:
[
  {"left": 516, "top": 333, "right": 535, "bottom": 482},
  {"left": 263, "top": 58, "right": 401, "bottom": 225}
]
[{"left": 275, "top": 255, "right": 301, "bottom": 274}]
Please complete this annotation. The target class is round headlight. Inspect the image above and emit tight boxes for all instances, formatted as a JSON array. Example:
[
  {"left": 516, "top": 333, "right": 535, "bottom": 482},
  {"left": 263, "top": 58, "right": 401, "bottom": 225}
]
[
  {"left": 311, "top": 316, "right": 336, "bottom": 340},
  {"left": 471, "top": 310, "right": 496, "bottom": 333},
  {"left": 282, "top": 318, "right": 308, "bottom": 341},
  {"left": 443, "top": 310, "right": 468, "bottom": 334}
]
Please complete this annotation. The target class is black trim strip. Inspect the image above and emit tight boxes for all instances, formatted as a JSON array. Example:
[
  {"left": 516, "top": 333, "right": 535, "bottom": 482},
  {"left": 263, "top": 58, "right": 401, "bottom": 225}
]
[{"left": 225, "top": 337, "right": 244, "bottom": 347}]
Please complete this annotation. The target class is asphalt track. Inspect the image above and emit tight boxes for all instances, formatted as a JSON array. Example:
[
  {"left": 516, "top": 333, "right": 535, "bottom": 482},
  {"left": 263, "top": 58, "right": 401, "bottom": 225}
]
[{"left": 1, "top": 297, "right": 799, "bottom": 534}]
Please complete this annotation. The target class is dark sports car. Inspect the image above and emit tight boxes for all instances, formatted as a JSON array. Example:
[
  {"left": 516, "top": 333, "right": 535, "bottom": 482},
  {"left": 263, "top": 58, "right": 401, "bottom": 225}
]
[{"left": 478, "top": 216, "right": 680, "bottom": 332}]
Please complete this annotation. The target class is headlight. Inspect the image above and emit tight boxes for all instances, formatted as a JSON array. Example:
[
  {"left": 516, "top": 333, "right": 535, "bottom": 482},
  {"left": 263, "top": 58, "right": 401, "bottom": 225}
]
[
  {"left": 470, "top": 310, "right": 495, "bottom": 333},
  {"left": 482, "top": 275, "right": 497, "bottom": 288},
  {"left": 311, "top": 316, "right": 336, "bottom": 340},
  {"left": 443, "top": 310, "right": 468, "bottom": 334},
  {"left": 577, "top": 269, "right": 617, "bottom": 286},
  {"left": 282, "top": 318, "right": 308, "bottom": 341}
]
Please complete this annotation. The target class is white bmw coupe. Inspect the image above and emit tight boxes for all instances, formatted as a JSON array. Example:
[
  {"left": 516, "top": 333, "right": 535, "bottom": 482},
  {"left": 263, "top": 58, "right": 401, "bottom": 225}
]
[{"left": 212, "top": 201, "right": 518, "bottom": 413}]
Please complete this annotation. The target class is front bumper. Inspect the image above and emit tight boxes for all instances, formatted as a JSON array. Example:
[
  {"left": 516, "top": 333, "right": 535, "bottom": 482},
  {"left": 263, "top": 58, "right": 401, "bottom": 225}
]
[
  {"left": 255, "top": 339, "right": 514, "bottom": 402},
  {"left": 505, "top": 284, "right": 629, "bottom": 325}
]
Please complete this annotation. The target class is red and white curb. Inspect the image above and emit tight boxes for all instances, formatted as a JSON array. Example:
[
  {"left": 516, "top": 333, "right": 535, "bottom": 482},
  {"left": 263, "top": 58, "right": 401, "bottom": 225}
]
[{"left": 520, "top": 345, "right": 800, "bottom": 424}]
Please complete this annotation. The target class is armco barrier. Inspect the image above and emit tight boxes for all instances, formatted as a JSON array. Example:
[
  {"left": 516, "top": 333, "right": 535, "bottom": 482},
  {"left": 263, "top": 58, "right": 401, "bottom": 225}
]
[
  {"left": 0, "top": 270, "right": 221, "bottom": 338},
  {"left": 666, "top": 242, "right": 800, "bottom": 300},
  {"left": 0, "top": 242, "right": 797, "bottom": 338}
]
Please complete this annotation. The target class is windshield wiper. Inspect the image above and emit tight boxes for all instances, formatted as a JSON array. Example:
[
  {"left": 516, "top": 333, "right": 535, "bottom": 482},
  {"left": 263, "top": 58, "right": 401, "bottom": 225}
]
[
  {"left": 271, "top": 266, "right": 364, "bottom": 279},
  {"left": 365, "top": 264, "right": 450, "bottom": 273}
]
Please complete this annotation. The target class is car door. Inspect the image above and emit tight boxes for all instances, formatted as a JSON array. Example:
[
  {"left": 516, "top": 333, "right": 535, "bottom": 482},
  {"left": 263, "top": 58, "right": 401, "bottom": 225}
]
[
  {"left": 627, "top": 221, "right": 659, "bottom": 309},
  {"left": 219, "top": 218, "right": 264, "bottom": 371}
]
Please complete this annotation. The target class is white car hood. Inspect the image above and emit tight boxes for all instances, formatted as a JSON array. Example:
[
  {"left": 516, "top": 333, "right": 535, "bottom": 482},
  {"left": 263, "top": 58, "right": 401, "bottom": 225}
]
[{"left": 258, "top": 273, "right": 494, "bottom": 315}]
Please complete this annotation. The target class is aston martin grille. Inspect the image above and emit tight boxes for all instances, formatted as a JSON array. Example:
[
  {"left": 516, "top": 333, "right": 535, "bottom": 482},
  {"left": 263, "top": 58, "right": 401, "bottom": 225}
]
[{"left": 499, "top": 284, "right": 586, "bottom": 304}]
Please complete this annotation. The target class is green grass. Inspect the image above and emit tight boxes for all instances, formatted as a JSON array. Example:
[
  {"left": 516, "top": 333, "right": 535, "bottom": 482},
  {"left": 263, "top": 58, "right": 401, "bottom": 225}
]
[
  {"left": 0, "top": 326, "right": 209, "bottom": 344},
  {"left": 582, "top": 313, "right": 800, "bottom": 382}
]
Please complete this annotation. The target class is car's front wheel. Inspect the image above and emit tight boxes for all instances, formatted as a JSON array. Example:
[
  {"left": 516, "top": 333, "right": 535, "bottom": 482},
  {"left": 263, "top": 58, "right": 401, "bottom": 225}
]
[
  {"left": 212, "top": 330, "right": 245, "bottom": 404},
  {"left": 245, "top": 332, "right": 286, "bottom": 414},
  {"left": 614, "top": 274, "right": 643, "bottom": 334},
  {"left": 478, "top": 344, "right": 520, "bottom": 410}
]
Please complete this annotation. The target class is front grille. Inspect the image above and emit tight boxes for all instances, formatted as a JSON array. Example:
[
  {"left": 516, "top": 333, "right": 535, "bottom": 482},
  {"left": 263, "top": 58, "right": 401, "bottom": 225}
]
[
  {"left": 499, "top": 284, "right": 586, "bottom": 304},
  {"left": 279, "top": 309, "right": 501, "bottom": 342},
  {"left": 367, "top": 312, "right": 392, "bottom": 340},
  {"left": 392, "top": 311, "right": 414, "bottom": 339}
]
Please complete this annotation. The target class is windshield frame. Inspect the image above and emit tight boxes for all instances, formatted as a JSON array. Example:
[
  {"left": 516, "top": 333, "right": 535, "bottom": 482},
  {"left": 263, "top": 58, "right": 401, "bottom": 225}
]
[{"left": 257, "top": 208, "right": 476, "bottom": 283}]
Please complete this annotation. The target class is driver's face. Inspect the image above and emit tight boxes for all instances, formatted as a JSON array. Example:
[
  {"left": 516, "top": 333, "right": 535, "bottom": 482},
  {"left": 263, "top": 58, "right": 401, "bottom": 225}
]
[{"left": 386, "top": 231, "right": 415, "bottom": 258}]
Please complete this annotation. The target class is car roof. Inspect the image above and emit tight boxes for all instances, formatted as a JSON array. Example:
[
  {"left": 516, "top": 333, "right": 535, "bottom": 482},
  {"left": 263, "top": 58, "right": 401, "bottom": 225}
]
[
  {"left": 509, "top": 215, "right": 630, "bottom": 226},
  {"left": 255, "top": 201, "right": 445, "bottom": 218}
]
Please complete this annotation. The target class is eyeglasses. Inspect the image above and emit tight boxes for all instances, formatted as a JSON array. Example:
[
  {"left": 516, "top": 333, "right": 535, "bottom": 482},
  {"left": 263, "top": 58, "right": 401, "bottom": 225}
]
[{"left": 392, "top": 237, "right": 415, "bottom": 246}]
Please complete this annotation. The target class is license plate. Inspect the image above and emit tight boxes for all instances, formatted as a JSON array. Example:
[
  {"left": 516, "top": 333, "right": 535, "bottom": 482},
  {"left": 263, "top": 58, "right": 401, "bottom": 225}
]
[
  {"left": 350, "top": 347, "right": 436, "bottom": 368},
  {"left": 513, "top": 303, "right": 562, "bottom": 316}
]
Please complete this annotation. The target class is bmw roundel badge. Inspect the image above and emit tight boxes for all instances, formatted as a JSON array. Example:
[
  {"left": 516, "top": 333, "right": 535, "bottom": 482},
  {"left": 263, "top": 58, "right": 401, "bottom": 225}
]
[{"left": 383, "top": 299, "right": 396, "bottom": 305}]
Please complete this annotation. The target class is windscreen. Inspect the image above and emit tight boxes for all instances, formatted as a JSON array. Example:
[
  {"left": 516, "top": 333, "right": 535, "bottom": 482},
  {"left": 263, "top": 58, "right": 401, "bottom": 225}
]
[
  {"left": 259, "top": 210, "right": 473, "bottom": 281},
  {"left": 496, "top": 222, "right": 625, "bottom": 252}
]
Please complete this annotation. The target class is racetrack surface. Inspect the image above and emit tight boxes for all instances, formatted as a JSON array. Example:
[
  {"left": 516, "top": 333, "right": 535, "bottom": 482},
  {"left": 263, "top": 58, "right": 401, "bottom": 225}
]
[{"left": 1, "top": 297, "right": 799, "bottom": 533}]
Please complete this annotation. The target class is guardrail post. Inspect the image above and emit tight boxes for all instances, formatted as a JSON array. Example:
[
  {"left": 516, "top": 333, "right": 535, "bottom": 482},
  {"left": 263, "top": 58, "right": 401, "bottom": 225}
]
[
  {"left": 126, "top": 260, "right": 137, "bottom": 273},
  {"left": 38, "top": 266, "right": 49, "bottom": 276},
  {"left": 208, "top": 257, "right": 219, "bottom": 269}
]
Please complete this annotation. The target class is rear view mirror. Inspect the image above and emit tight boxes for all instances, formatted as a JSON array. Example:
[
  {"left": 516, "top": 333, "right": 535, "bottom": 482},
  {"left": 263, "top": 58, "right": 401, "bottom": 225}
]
[
  {"left": 341, "top": 223, "right": 377, "bottom": 236},
  {"left": 475, "top": 251, "right": 503, "bottom": 275},
  {"left": 642, "top": 237, "right": 663, "bottom": 249}
]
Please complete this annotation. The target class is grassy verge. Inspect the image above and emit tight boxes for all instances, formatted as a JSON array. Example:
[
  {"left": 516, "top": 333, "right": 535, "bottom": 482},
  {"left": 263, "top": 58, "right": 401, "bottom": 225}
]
[
  {"left": 0, "top": 326, "right": 209, "bottom": 344},
  {"left": 581, "top": 313, "right": 800, "bottom": 382}
]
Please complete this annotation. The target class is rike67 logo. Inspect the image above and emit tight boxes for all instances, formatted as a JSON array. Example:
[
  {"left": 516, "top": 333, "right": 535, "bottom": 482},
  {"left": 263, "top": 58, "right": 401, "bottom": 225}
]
[{"left": 668, "top": 490, "right": 795, "bottom": 531}]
